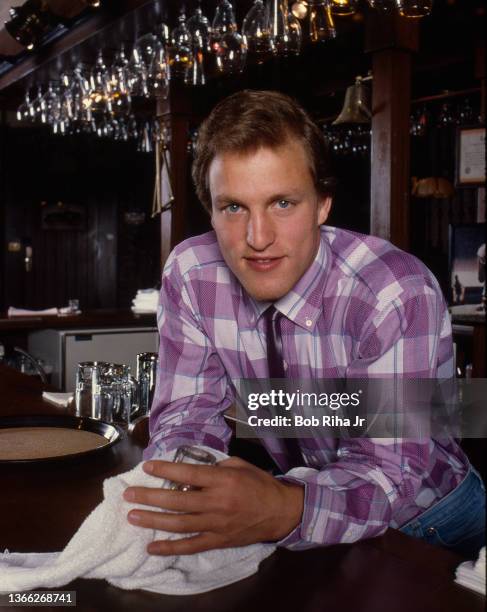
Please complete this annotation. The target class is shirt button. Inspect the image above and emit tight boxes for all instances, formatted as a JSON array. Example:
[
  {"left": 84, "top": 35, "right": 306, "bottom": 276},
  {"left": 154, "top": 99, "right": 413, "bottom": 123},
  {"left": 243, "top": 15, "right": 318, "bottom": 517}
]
[{"left": 305, "top": 319, "right": 312, "bottom": 327}]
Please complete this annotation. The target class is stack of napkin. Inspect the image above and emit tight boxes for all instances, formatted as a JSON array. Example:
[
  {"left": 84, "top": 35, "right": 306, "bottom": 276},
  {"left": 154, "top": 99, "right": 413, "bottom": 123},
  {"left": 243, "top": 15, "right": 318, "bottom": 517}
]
[
  {"left": 131, "top": 289, "right": 159, "bottom": 314},
  {"left": 0, "top": 447, "right": 275, "bottom": 595},
  {"left": 8, "top": 307, "right": 59, "bottom": 317},
  {"left": 8, "top": 306, "right": 81, "bottom": 317},
  {"left": 455, "top": 546, "right": 486, "bottom": 595}
]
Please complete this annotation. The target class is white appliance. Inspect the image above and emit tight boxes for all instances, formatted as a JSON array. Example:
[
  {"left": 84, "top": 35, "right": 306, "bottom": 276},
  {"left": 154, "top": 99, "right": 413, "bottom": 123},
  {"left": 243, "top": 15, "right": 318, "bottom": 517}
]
[{"left": 28, "top": 327, "right": 159, "bottom": 391}]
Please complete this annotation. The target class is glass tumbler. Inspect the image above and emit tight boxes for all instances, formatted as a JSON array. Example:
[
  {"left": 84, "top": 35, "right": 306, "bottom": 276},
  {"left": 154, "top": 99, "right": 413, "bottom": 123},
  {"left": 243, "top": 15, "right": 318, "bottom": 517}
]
[
  {"left": 75, "top": 361, "right": 109, "bottom": 419},
  {"left": 167, "top": 446, "right": 217, "bottom": 491},
  {"left": 136, "top": 352, "right": 159, "bottom": 416}
]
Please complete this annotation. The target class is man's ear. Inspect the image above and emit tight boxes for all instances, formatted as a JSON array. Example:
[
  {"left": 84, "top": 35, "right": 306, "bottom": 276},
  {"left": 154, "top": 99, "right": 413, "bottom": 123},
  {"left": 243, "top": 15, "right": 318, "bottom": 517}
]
[{"left": 317, "top": 196, "right": 332, "bottom": 225}]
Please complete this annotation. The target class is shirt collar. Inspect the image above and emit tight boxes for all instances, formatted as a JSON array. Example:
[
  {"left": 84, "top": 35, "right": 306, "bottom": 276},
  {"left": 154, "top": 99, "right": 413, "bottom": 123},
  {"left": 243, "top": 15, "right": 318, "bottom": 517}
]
[{"left": 249, "top": 231, "right": 331, "bottom": 331}]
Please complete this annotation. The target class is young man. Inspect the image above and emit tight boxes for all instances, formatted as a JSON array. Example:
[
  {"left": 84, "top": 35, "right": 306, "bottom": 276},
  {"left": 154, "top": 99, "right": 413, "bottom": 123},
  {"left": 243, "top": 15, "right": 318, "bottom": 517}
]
[{"left": 124, "top": 90, "right": 485, "bottom": 558}]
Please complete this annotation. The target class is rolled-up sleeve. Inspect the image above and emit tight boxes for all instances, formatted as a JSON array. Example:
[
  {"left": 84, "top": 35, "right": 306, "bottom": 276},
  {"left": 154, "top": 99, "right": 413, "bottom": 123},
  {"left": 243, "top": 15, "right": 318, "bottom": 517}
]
[{"left": 144, "top": 253, "right": 234, "bottom": 460}]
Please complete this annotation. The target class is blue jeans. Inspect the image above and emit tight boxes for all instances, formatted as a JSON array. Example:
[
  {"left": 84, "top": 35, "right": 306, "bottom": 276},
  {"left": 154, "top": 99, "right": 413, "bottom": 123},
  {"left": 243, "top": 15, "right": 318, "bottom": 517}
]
[{"left": 399, "top": 466, "right": 486, "bottom": 559}]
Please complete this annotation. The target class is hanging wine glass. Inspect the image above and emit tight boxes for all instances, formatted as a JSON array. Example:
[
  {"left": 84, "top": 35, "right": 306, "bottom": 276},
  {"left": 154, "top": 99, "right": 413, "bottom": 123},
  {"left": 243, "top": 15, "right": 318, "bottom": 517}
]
[
  {"left": 116, "top": 117, "right": 129, "bottom": 141},
  {"left": 367, "top": 0, "right": 395, "bottom": 12},
  {"left": 190, "top": 40, "right": 206, "bottom": 86},
  {"left": 96, "top": 113, "right": 114, "bottom": 138},
  {"left": 89, "top": 51, "right": 109, "bottom": 113},
  {"left": 148, "top": 34, "right": 170, "bottom": 96},
  {"left": 437, "top": 102, "right": 455, "bottom": 127},
  {"left": 109, "top": 46, "right": 130, "bottom": 95},
  {"left": 267, "top": 0, "right": 299, "bottom": 57},
  {"left": 395, "top": 0, "right": 433, "bottom": 18},
  {"left": 127, "top": 114, "right": 139, "bottom": 140},
  {"left": 31, "top": 85, "right": 46, "bottom": 122},
  {"left": 329, "top": 0, "right": 358, "bottom": 15},
  {"left": 410, "top": 105, "right": 429, "bottom": 136},
  {"left": 211, "top": 0, "right": 247, "bottom": 75},
  {"left": 127, "top": 44, "right": 149, "bottom": 97},
  {"left": 16, "top": 90, "right": 32, "bottom": 122},
  {"left": 137, "top": 120, "right": 154, "bottom": 153},
  {"left": 187, "top": 3, "right": 211, "bottom": 52},
  {"left": 187, "top": 3, "right": 211, "bottom": 85},
  {"left": 59, "top": 73, "right": 74, "bottom": 121},
  {"left": 135, "top": 31, "right": 158, "bottom": 68},
  {"left": 308, "top": 1, "right": 336, "bottom": 43},
  {"left": 457, "top": 98, "right": 474, "bottom": 125},
  {"left": 40, "top": 81, "right": 62, "bottom": 125},
  {"left": 242, "top": 0, "right": 273, "bottom": 64},
  {"left": 168, "top": 10, "right": 194, "bottom": 83},
  {"left": 287, "top": 10, "right": 302, "bottom": 55},
  {"left": 71, "top": 63, "right": 92, "bottom": 123},
  {"left": 106, "top": 45, "right": 132, "bottom": 114}
]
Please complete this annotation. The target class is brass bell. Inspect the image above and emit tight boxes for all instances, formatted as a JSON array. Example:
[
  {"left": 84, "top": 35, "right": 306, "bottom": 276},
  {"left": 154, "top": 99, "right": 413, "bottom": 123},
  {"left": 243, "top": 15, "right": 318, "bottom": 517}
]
[{"left": 333, "top": 76, "right": 372, "bottom": 125}]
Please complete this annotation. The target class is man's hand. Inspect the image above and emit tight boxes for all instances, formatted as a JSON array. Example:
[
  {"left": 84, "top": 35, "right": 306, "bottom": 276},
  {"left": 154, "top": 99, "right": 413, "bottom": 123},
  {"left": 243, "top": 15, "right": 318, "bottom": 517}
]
[{"left": 123, "top": 456, "right": 304, "bottom": 555}]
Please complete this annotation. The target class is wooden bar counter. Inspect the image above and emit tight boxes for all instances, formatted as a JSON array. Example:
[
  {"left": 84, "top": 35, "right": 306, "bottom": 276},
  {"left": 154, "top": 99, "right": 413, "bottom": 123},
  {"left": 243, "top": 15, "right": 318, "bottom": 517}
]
[
  {"left": 0, "top": 310, "right": 156, "bottom": 333},
  {"left": 0, "top": 366, "right": 484, "bottom": 612}
]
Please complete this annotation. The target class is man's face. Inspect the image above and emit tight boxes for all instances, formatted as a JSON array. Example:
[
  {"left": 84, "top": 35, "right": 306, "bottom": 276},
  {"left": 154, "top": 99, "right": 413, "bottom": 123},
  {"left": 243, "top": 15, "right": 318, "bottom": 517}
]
[{"left": 209, "top": 140, "right": 331, "bottom": 302}]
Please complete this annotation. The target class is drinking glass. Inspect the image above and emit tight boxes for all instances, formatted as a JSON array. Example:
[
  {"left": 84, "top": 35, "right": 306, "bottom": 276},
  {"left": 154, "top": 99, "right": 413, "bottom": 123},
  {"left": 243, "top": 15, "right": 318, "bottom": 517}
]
[
  {"left": 75, "top": 361, "right": 109, "bottom": 419},
  {"left": 367, "top": 0, "right": 395, "bottom": 12},
  {"left": 111, "top": 45, "right": 130, "bottom": 87},
  {"left": 72, "top": 63, "right": 93, "bottom": 123},
  {"left": 329, "top": 0, "right": 358, "bottom": 15},
  {"left": 243, "top": 0, "right": 273, "bottom": 63},
  {"left": 137, "top": 120, "right": 154, "bottom": 153},
  {"left": 187, "top": 5, "right": 211, "bottom": 85},
  {"left": 16, "top": 91, "right": 32, "bottom": 122},
  {"left": 101, "top": 363, "right": 138, "bottom": 424},
  {"left": 147, "top": 37, "right": 170, "bottom": 97},
  {"left": 437, "top": 102, "right": 455, "bottom": 127},
  {"left": 395, "top": 0, "right": 433, "bottom": 18},
  {"left": 31, "top": 85, "right": 46, "bottom": 122},
  {"left": 410, "top": 105, "right": 429, "bottom": 136},
  {"left": 136, "top": 352, "right": 158, "bottom": 416},
  {"left": 457, "top": 98, "right": 474, "bottom": 125},
  {"left": 166, "top": 446, "right": 217, "bottom": 491},
  {"left": 40, "top": 81, "right": 62, "bottom": 125},
  {"left": 187, "top": 3, "right": 211, "bottom": 52},
  {"left": 211, "top": 0, "right": 247, "bottom": 75},
  {"left": 168, "top": 11, "right": 194, "bottom": 83},
  {"left": 89, "top": 50, "right": 109, "bottom": 114},
  {"left": 308, "top": 1, "right": 336, "bottom": 43},
  {"left": 127, "top": 44, "right": 149, "bottom": 97},
  {"left": 286, "top": 10, "right": 302, "bottom": 55}
]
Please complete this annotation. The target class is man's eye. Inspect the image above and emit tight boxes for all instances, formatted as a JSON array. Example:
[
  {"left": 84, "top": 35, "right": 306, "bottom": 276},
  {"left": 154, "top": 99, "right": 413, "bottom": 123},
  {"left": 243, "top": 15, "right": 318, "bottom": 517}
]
[
  {"left": 276, "top": 200, "right": 292, "bottom": 209},
  {"left": 225, "top": 203, "right": 241, "bottom": 213}
]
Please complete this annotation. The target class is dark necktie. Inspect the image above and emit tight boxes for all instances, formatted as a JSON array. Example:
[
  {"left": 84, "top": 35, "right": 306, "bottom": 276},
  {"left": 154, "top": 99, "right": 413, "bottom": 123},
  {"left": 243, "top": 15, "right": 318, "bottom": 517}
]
[{"left": 264, "top": 306, "right": 302, "bottom": 468}]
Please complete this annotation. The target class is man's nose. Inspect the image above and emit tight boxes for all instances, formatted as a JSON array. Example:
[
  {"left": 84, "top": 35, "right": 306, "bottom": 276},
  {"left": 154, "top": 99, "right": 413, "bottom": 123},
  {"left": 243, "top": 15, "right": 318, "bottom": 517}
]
[{"left": 246, "top": 213, "right": 275, "bottom": 251}]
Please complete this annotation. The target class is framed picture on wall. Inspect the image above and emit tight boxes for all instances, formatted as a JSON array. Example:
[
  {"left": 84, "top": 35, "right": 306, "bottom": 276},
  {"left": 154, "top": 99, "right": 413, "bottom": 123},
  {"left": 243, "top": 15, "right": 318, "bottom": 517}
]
[
  {"left": 456, "top": 126, "right": 486, "bottom": 187},
  {"left": 449, "top": 223, "right": 486, "bottom": 305}
]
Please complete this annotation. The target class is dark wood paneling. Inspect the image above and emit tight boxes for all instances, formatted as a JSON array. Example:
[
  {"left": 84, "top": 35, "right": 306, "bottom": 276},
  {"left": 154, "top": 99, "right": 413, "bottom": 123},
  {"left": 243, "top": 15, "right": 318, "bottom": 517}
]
[{"left": 1, "top": 125, "right": 159, "bottom": 311}]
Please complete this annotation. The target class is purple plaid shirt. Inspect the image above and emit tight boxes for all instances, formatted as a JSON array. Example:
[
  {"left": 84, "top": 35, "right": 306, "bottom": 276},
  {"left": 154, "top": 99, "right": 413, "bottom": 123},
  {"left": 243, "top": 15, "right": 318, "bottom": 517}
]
[{"left": 146, "top": 226, "right": 469, "bottom": 550}]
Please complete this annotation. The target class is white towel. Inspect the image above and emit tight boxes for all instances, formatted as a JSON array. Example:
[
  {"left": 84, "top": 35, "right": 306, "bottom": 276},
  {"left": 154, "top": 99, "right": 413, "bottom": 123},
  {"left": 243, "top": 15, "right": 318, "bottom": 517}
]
[
  {"left": 455, "top": 546, "right": 486, "bottom": 595},
  {"left": 8, "top": 307, "right": 59, "bottom": 317},
  {"left": 41, "top": 392, "right": 74, "bottom": 408},
  {"left": 0, "top": 448, "right": 275, "bottom": 595}
]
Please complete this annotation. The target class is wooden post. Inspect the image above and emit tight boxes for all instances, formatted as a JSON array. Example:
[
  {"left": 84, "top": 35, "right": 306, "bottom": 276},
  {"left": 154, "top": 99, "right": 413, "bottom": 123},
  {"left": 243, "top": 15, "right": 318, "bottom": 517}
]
[
  {"left": 365, "top": 13, "right": 419, "bottom": 251},
  {"left": 156, "top": 83, "right": 192, "bottom": 267}
]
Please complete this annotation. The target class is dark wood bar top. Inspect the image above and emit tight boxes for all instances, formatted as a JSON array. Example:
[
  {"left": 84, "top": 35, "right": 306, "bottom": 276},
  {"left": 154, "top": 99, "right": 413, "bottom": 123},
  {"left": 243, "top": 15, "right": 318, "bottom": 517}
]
[
  {"left": 0, "top": 309, "right": 156, "bottom": 332},
  {"left": 0, "top": 368, "right": 484, "bottom": 612}
]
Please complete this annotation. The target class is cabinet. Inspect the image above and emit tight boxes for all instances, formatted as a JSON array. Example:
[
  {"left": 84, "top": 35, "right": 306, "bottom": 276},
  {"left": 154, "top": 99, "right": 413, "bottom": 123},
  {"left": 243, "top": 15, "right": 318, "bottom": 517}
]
[{"left": 28, "top": 327, "right": 158, "bottom": 391}]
